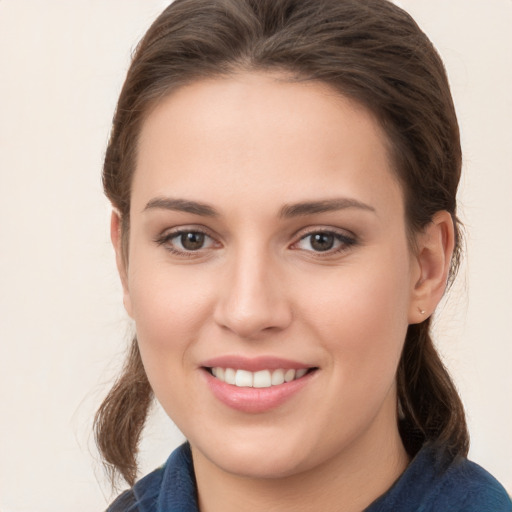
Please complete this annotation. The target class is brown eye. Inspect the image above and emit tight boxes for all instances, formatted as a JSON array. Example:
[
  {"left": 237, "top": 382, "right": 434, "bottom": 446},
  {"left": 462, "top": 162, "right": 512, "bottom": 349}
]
[
  {"left": 180, "top": 232, "right": 206, "bottom": 251},
  {"left": 310, "top": 233, "right": 335, "bottom": 252},
  {"left": 156, "top": 229, "right": 218, "bottom": 255},
  {"left": 293, "top": 230, "right": 357, "bottom": 254}
]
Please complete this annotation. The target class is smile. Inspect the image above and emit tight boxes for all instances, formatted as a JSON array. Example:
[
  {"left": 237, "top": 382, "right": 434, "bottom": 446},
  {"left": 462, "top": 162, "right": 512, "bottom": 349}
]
[
  {"left": 201, "top": 356, "right": 318, "bottom": 412},
  {"left": 209, "top": 367, "right": 310, "bottom": 388},
  {"left": 204, "top": 365, "right": 318, "bottom": 413}
]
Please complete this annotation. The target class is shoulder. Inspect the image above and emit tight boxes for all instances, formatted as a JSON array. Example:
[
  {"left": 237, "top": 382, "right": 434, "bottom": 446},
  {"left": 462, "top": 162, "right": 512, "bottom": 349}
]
[
  {"left": 105, "top": 465, "right": 165, "bottom": 512},
  {"left": 433, "top": 456, "right": 512, "bottom": 511},
  {"left": 105, "top": 443, "right": 198, "bottom": 512},
  {"left": 366, "top": 443, "right": 512, "bottom": 512}
]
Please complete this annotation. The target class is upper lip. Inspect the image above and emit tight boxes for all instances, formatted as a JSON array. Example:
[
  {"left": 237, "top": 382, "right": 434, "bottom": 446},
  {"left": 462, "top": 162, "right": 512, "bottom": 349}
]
[{"left": 201, "top": 355, "right": 315, "bottom": 372}]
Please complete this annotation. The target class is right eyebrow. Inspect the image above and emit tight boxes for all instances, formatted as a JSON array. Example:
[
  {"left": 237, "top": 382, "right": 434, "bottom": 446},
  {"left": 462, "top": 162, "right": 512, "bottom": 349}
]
[{"left": 143, "top": 197, "right": 219, "bottom": 217}]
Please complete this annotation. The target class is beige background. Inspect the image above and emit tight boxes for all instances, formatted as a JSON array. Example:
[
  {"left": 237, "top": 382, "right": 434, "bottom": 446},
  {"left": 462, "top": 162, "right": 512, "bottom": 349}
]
[{"left": 0, "top": 1, "right": 510, "bottom": 510}]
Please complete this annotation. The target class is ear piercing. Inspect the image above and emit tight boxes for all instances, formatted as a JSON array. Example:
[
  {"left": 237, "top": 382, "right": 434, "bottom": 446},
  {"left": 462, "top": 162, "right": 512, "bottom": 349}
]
[{"left": 418, "top": 307, "right": 426, "bottom": 315}]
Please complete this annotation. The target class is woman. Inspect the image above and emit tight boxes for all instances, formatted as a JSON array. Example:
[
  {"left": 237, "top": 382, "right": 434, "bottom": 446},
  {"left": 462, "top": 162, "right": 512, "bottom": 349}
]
[{"left": 95, "top": 0, "right": 512, "bottom": 510}]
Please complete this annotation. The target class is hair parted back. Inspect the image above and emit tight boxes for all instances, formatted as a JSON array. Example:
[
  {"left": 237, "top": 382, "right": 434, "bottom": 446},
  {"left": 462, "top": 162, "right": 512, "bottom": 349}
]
[{"left": 96, "top": 0, "right": 468, "bottom": 487}]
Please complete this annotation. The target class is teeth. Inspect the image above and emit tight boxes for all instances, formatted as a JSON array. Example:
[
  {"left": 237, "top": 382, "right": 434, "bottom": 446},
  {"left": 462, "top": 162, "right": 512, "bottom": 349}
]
[
  {"left": 284, "top": 369, "right": 296, "bottom": 382},
  {"left": 235, "top": 369, "right": 253, "bottom": 387},
  {"left": 271, "top": 369, "right": 285, "bottom": 385},
  {"left": 253, "top": 370, "right": 271, "bottom": 388},
  {"left": 210, "top": 367, "right": 310, "bottom": 388},
  {"left": 296, "top": 368, "right": 308, "bottom": 378},
  {"left": 224, "top": 368, "right": 236, "bottom": 385}
]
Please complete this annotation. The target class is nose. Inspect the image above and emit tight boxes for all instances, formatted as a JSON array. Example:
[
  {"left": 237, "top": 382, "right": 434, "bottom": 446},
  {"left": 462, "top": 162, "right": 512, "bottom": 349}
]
[{"left": 213, "top": 248, "right": 293, "bottom": 340}]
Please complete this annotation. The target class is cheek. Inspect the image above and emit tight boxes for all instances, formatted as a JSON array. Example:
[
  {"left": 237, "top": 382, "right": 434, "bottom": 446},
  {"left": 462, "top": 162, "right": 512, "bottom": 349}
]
[
  {"left": 299, "top": 253, "right": 411, "bottom": 377},
  {"left": 127, "top": 263, "right": 214, "bottom": 420},
  {"left": 127, "top": 253, "right": 215, "bottom": 365}
]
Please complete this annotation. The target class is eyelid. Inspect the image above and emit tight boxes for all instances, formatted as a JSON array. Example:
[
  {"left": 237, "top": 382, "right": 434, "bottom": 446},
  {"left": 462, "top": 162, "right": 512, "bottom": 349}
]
[
  {"left": 154, "top": 224, "right": 357, "bottom": 256},
  {"left": 292, "top": 225, "right": 356, "bottom": 241},
  {"left": 155, "top": 225, "right": 222, "bottom": 255},
  {"left": 290, "top": 226, "right": 357, "bottom": 253}
]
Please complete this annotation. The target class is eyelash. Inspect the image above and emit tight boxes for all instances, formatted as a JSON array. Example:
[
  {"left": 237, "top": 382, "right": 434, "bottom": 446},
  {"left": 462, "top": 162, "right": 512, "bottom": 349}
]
[
  {"left": 154, "top": 228, "right": 217, "bottom": 258},
  {"left": 154, "top": 227, "right": 357, "bottom": 257},
  {"left": 292, "top": 229, "right": 357, "bottom": 255}
]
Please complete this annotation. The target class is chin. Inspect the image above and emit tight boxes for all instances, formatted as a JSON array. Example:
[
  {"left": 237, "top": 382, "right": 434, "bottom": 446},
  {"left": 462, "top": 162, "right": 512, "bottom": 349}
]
[
  {"left": 190, "top": 429, "right": 324, "bottom": 480},
  {"left": 213, "top": 450, "right": 306, "bottom": 479}
]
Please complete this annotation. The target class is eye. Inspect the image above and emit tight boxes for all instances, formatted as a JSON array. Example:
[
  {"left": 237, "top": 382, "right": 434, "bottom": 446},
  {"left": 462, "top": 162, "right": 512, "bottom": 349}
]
[
  {"left": 293, "top": 230, "right": 356, "bottom": 253},
  {"left": 156, "top": 228, "right": 218, "bottom": 255},
  {"left": 176, "top": 231, "right": 208, "bottom": 251}
]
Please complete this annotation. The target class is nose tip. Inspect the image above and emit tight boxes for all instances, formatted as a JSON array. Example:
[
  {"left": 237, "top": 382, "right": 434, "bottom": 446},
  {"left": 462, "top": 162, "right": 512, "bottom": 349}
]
[
  {"left": 215, "top": 298, "right": 290, "bottom": 339},
  {"left": 213, "top": 260, "right": 292, "bottom": 339}
]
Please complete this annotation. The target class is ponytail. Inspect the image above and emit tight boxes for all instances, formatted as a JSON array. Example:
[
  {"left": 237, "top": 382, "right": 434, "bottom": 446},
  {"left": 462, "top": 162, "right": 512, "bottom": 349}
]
[
  {"left": 397, "top": 319, "right": 469, "bottom": 458},
  {"left": 94, "top": 338, "right": 152, "bottom": 486}
]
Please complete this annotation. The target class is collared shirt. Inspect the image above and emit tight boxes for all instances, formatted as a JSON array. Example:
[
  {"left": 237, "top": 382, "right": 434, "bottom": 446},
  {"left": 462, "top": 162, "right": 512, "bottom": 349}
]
[{"left": 106, "top": 442, "right": 512, "bottom": 511}]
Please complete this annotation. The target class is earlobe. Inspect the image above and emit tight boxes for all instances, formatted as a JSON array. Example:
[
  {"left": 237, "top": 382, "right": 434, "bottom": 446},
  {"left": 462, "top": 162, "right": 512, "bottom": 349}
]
[
  {"left": 110, "top": 210, "right": 133, "bottom": 318},
  {"left": 408, "top": 211, "right": 455, "bottom": 324}
]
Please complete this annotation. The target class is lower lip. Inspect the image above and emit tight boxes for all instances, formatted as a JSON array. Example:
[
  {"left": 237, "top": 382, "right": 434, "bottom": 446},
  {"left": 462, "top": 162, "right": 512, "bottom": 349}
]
[{"left": 203, "top": 369, "right": 316, "bottom": 413}]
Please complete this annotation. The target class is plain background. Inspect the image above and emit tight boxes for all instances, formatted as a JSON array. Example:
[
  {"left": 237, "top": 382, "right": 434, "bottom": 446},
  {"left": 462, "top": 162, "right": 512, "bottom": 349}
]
[{"left": 0, "top": 1, "right": 510, "bottom": 510}]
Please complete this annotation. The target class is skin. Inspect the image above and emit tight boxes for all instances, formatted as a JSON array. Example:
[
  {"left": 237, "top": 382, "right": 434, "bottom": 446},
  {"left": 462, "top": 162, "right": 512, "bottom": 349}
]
[{"left": 112, "top": 72, "right": 454, "bottom": 512}]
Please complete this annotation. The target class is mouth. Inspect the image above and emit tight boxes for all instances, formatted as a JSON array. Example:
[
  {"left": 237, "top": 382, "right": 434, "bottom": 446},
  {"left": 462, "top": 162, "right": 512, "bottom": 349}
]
[
  {"left": 204, "top": 366, "right": 317, "bottom": 388},
  {"left": 200, "top": 356, "right": 319, "bottom": 412}
]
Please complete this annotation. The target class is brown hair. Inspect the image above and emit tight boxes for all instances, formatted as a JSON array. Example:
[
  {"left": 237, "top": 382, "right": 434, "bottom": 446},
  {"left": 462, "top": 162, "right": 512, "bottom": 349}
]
[{"left": 95, "top": 0, "right": 468, "bottom": 486}]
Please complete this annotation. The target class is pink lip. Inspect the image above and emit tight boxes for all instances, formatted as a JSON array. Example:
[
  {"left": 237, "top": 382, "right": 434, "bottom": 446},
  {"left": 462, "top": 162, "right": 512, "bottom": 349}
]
[
  {"left": 201, "top": 366, "right": 317, "bottom": 414},
  {"left": 200, "top": 355, "right": 312, "bottom": 372}
]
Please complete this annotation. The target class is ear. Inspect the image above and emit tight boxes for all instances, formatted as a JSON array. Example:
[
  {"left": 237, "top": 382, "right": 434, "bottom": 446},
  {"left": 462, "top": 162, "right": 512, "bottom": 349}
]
[
  {"left": 408, "top": 211, "right": 455, "bottom": 324},
  {"left": 110, "top": 210, "right": 133, "bottom": 318}
]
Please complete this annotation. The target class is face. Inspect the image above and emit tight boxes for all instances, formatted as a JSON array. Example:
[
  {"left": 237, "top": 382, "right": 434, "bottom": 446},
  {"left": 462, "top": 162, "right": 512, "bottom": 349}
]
[{"left": 119, "top": 72, "right": 424, "bottom": 479}]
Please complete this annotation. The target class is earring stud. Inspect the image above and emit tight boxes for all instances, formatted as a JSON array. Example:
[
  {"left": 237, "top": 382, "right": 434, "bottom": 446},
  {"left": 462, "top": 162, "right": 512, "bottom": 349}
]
[{"left": 418, "top": 308, "right": 426, "bottom": 315}]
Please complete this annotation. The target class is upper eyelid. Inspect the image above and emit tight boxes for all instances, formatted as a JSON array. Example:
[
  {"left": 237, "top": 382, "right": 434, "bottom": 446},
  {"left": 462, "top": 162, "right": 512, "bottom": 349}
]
[
  {"left": 158, "top": 225, "right": 217, "bottom": 239},
  {"left": 292, "top": 225, "right": 356, "bottom": 240}
]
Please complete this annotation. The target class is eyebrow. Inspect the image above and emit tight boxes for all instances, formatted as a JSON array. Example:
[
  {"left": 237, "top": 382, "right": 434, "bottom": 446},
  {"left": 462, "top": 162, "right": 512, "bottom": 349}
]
[
  {"left": 143, "top": 197, "right": 218, "bottom": 216},
  {"left": 279, "top": 198, "right": 376, "bottom": 218},
  {"left": 143, "top": 196, "right": 376, "bottom": 218}
]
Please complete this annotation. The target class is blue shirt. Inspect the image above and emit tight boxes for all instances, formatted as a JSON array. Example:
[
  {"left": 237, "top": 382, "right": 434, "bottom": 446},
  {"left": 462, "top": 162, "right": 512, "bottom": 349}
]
[{"left": 106, "top": 442, "right": 512, "bottom": 511}]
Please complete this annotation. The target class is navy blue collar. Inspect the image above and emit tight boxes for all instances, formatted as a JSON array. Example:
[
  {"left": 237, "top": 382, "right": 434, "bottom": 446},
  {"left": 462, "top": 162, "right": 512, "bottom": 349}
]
[{"left": 109, "top": 442, "right": 511, "bottom": 511}]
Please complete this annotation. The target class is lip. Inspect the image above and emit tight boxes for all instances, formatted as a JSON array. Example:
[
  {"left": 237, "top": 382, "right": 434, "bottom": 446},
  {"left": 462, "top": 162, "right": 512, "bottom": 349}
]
[
  {"left": 200, "top": 355, "right": 311, "bottom": 372},
  {"left": 200, "top": 356, "right": 318, "bottom": 413}
]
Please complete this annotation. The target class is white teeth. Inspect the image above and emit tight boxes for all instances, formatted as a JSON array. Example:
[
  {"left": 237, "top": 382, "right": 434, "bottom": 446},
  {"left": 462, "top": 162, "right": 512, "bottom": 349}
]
[
  {"left": 253, "top": 370, "right": 272, "bottom": 388},
  {"left": 296, "top": 368, "right": 308, "bottom": 379},
  {"left": 235, "top": 369, "right": 253, "bottom": 387},
  {"left": 284, "top": 369, "right": 296, "bottom": 382},
  {"left": 210, "top": 367, "right": 310, "bottom": 387},
  {"left": 224, "top": 368, "right": 236, "bottom": 385},
  {"left": 271, "top": 369, "right": 285, "bottom": 386}
]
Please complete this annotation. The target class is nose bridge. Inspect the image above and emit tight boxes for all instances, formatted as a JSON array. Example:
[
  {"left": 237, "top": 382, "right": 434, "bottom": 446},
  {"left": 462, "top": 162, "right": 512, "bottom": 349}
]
[{"left": 214, "top": 240, "right": 292, "bottom": 338}]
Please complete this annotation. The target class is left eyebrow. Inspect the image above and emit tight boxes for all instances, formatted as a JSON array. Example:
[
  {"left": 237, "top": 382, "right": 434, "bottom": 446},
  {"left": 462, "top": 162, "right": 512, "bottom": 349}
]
[{"left": 279, "top": 198, "right": 376, "bottom": 218}]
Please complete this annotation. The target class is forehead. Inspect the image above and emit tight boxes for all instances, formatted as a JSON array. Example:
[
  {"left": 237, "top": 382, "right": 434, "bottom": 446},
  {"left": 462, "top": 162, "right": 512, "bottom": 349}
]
[{"left": 133, "top": 72, "right": 403, "bottom": 219}]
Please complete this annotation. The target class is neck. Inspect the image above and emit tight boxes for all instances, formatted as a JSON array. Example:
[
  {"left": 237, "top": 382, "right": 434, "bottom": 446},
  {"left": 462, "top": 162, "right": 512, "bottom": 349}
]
[{"left": 191, "top": 406, "right": 409, "bottom": 512}]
